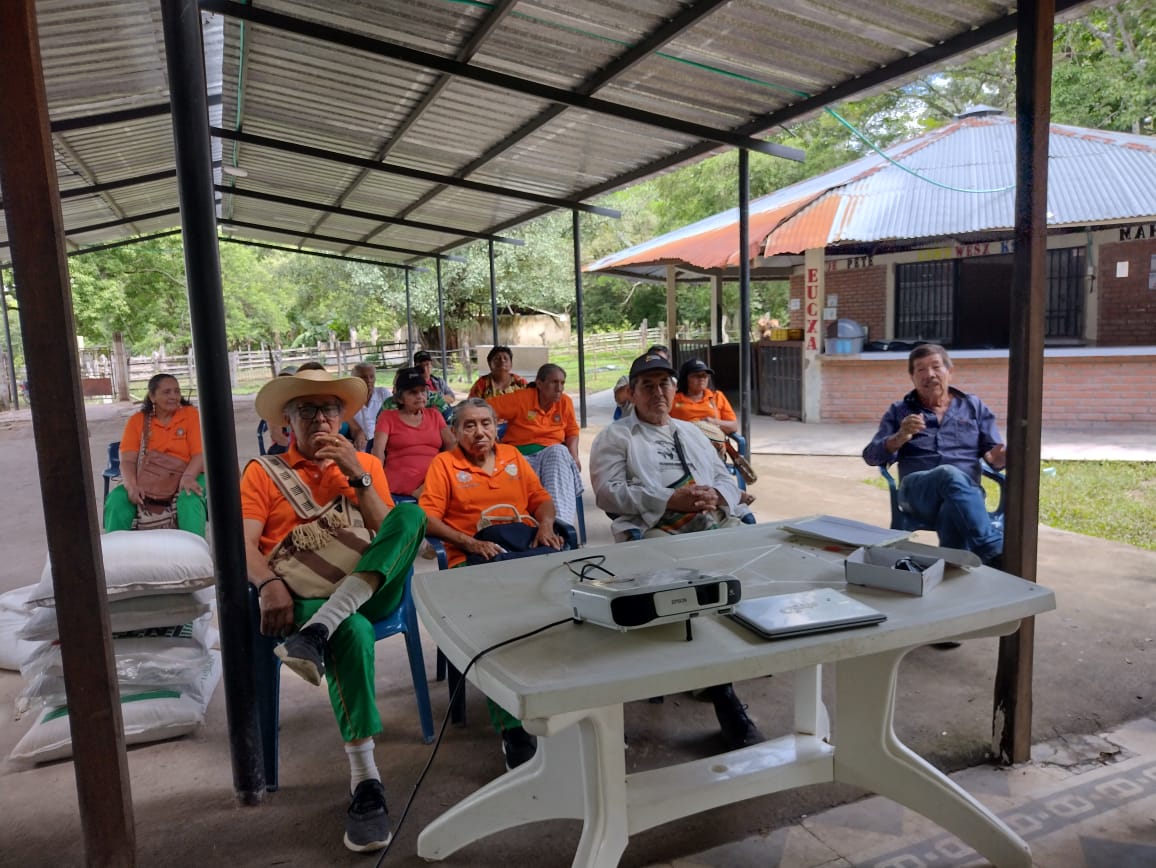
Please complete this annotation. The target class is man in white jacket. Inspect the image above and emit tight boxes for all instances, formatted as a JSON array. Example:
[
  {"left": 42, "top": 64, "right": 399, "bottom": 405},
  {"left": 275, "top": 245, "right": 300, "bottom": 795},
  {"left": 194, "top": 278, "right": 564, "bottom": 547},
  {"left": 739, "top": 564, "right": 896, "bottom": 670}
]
[{"left": 589, "top": 351, "right": 759, "bottom": 750}]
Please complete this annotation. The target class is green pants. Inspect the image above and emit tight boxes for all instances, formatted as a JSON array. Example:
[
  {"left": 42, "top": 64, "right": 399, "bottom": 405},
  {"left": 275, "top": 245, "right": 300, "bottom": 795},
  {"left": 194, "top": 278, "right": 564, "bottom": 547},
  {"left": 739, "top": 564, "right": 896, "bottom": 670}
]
[
  {"left": 293, "top": 502, "right": 427, "bottom": 743},
  {"left": 102, "top": 474, "right": 208, "bottom": 538}
]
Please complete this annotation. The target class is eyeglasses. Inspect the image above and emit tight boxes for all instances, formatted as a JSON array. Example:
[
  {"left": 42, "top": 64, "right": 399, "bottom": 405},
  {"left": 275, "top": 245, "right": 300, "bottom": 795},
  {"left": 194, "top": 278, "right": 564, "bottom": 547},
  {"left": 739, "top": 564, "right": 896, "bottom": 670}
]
[{"left": 293, "top": 403, "right": 342, "bottom": 421}]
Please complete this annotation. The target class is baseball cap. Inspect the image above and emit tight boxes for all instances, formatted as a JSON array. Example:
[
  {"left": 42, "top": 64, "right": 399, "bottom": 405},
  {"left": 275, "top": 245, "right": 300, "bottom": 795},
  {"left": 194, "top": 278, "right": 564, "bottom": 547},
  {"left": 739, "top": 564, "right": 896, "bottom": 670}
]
[
  {"left": 413, "top": 350, "right": 433, "bottom": 363},
  {"left": 678, "top": 358, "right": 714, "bottom": 378},
  {"left": 629, "top": 352, "right": 676, "bottom": 378},
  {"left": 394, "top": 366, "right": 426, "bottom": 392}
]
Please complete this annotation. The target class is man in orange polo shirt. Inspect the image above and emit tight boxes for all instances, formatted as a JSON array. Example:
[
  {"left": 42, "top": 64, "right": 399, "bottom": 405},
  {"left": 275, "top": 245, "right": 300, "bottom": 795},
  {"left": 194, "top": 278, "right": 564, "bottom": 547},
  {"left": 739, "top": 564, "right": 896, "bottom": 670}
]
[
  {"left": 485, "top": 363, "right": 582, "bottom": 526},
  {"left": 241, "top": 369, "right": 427, "bottom": 853}
]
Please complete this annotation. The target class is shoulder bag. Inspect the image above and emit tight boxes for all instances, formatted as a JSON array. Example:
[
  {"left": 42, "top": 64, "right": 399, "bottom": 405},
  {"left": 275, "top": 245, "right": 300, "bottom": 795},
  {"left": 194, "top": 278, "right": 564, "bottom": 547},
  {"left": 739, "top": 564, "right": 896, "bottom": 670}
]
[{"left": 254, "top": 455, "right": 374, "bottom": 598}]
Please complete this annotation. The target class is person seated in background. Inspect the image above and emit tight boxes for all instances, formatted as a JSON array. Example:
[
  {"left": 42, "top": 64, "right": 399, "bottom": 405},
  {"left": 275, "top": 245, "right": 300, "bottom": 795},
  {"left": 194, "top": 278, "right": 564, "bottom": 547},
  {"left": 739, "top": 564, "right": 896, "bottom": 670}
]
[
  {"left": 371, "top": 367, "right": 454, "bottom": 500},
  {"left": 104, "top": 373, "right": 207, "bottom": 536},
  {"left": 671, "top": 358, "right": 738, "bottom": 436},
  {"left": 614, "top": 343, "right": 668, "bottom": 418},
  {"left": 414, "top": 349, "right": 456, "bottom": 403},
  {"left": 243, "top": 368, "right": 427, "bottom": 853},
  {"left": 350, "top": 362, "right": 392, "bottom": 454},
  {"left": 589, "top": 351, "right": 761, "bottom": 751},
  {"left": 862, "top": 343, "right": 1005, "bottom": 566},
  {"left": 468, "top": 344, "right": 527, "bottom": 399},
  {"left": 419, "top": 397, "right": 564, "bottom": 769},
  {"left": 484, "top": 363, "right": 583, "bottom": 527}
]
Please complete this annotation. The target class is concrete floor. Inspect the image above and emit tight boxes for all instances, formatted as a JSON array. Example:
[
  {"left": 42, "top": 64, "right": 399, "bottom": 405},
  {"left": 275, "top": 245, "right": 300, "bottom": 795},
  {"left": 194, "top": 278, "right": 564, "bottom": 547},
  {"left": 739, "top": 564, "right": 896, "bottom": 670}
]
[{"left": 0, "top": 394, "right": 1153, "bottom": 866}]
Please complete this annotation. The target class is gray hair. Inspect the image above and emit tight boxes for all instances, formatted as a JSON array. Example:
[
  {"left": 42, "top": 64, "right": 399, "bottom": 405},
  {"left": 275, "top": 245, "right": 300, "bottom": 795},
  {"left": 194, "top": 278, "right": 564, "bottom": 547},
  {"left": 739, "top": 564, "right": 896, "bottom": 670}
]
[{"left": 452, "top": 397, "right": 496, "bottom": 431}]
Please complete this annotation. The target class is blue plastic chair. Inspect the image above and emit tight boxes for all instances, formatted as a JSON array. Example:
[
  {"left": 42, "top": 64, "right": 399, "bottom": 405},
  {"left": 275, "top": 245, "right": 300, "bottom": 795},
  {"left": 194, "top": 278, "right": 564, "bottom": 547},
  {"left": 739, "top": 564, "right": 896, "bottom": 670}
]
[
  {"left": 879, "top": 460, "right": 1006, "bottom": 533},
  {"left": 102, "top": 441, "right": 122, "bottom": 498},
  {"left": 248, "top": 568, "right": 434, "bottom": 792}
]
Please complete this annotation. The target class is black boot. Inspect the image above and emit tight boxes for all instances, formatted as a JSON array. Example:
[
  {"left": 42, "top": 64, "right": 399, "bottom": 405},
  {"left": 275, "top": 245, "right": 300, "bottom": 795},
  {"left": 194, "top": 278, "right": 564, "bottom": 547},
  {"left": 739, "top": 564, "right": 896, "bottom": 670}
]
[{"left": 705, "top": 684, "right": 763, "bottom": 750}]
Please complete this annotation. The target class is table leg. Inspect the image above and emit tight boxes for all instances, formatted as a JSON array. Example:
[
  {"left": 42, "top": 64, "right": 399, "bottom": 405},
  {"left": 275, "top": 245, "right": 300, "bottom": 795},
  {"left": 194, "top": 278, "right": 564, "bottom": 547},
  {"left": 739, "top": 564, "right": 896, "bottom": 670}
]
[
  {"left": 832, "top": 649, "right": 1032, "bottom": 868},
  {"left": 416, "top": 704, "right": 629, "bottom": 868}
]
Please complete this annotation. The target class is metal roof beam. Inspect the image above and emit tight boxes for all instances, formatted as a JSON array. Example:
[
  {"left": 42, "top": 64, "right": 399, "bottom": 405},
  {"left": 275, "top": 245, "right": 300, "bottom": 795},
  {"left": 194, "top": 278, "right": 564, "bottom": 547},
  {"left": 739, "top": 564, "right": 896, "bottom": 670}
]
[
  {"left": 219, "top": 218, "right": 466, "bottom": 261},
  {"left": 199, "top": 0, "right": 801, "bottom": 160},
  {"left": 219, "top": 235, "right": 425, "bottom": 270},
  {"left": 217, "top": 186, "right": 523, "bottom": 245},
  {"left": 303, "top": 0, "right": 521, "bottom": 238},
  {"left": 49, "top": 101, "right": 172, "bottom": 133},
  {"left": 68, "top": 229, "right": 184, "bottom": 256},
  {"left": 210, "top": 127, "right": 618, "bottom": 217},
  {"left": 57, "top": 169, "right": 178, "bottom": 200},
  {"left": 544, "top": 0, "right": 1092, "bottom": 210}
]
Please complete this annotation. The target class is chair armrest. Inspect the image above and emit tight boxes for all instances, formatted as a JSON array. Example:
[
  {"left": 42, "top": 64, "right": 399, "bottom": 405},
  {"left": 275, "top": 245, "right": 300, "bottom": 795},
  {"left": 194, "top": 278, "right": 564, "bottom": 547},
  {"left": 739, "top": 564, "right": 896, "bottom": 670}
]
[
  {"left": 980, "top": 459, "right": 1007, "bottom": 518},
  {"left": 727, "top": 431, "right": 747, "bottom": 455},
  {"left": 428, "top": 537, "right": 449, "bottom": 571}
]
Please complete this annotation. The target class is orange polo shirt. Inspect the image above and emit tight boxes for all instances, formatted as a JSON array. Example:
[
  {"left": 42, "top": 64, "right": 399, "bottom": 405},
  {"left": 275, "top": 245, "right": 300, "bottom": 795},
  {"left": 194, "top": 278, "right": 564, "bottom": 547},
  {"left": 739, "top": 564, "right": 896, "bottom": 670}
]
[
  {"left": 419, "top": 444, "right": 552, "bottom": 567},
  {"left": 240, "top": 444, "right": 393, "bottom": 556},
  {"left": 486, "top": 387, "right": 578, "bottom": 448},
  {"left": 670, "top": 388, "right": 736, "bottom": 425},
  {"left": 120, "top": 404, "right": 203, "bottom": 462}
]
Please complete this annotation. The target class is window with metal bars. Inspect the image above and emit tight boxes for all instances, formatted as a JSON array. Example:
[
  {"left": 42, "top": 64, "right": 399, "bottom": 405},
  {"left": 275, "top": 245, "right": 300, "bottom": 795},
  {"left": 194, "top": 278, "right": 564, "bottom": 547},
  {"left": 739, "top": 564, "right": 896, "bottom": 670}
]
[
  {"left": 894, "top": 260, "right": 956, "bottom": 343},
  {"left": 1045, "top": 247, "right": 1085, "bottom": 339}
]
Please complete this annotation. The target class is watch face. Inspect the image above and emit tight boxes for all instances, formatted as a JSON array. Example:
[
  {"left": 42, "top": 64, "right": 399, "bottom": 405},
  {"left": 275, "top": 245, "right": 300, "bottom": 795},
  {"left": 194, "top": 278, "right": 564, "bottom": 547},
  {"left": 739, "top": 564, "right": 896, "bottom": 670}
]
[{"left": 360, "top": 473, "right": 372, "bottom": 488}]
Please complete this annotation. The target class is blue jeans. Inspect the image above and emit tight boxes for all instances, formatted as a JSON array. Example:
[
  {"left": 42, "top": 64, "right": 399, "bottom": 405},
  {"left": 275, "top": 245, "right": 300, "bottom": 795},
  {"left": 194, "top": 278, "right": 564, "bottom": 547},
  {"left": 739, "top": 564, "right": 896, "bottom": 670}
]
[{"left": 898, "top": 465, "right": 1002, "bottom": 561}]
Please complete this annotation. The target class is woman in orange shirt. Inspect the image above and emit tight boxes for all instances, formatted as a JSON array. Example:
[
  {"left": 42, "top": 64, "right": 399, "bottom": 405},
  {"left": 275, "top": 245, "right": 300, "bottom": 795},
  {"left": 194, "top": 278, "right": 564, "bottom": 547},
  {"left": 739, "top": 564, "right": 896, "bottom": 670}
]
[
  {"left": 467, "top": 345, "right": 527, "bottom": 399},
  {"left": 103, "top": 373, "right": 207, "bottom": 535},
  {"left": 670, "top": 358, "right": 738, "bottom": 435}
]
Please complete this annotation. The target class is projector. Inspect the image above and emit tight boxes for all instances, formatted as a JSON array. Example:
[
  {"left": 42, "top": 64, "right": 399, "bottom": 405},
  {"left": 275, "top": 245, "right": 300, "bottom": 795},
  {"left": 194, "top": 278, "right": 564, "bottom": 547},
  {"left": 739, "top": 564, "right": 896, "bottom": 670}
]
[{"left": 570, "top": 567, "right": 741, "bottom": 631}]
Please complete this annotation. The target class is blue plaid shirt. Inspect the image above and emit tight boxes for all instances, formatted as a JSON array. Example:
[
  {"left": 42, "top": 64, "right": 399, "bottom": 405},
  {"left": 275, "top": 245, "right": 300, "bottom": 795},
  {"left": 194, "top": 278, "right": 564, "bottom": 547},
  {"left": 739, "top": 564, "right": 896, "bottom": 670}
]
[{"left": 862, "top": 387, "right": 1002, "bottom": 486}]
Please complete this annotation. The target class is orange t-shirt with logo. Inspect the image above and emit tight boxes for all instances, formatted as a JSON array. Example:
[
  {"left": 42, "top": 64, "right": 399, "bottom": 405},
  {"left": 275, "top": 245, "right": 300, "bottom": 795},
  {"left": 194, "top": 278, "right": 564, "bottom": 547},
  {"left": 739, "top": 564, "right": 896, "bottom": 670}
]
[
  {"left": 670, "top": 388, "right": 736, "bottom": 425},
  {"left": 120, "top": 404, "right": 203, "bottom": 463},
  {"left": 240, "top": 444, "right": 394, "bottom": 556},
  {"left": 419, "top": 444, "right": 551, "bottom": 567},
  {"left": 486, "top": 387, "right": 578, "bottom": 448}
]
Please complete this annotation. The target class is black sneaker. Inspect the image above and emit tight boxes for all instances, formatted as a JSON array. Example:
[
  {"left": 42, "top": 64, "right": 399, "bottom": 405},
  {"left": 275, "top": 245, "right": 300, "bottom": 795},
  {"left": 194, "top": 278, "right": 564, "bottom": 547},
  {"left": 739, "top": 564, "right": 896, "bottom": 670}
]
[
  {"left": 707, "top": 684, "right": 764, "bottom": 750},
  {"left": 274, "top": 623, "right": 329, "bottom": 686},
  {"left": 344, "top": 779, "right": 391, "bottom": 853},
  {"left": 500, "top": 726, "right": 537, "bottom": 770}
]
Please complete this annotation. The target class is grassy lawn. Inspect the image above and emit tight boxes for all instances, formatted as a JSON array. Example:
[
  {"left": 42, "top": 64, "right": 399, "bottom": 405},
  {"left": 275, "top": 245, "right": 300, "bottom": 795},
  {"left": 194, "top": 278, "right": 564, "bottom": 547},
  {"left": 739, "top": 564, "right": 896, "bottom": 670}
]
[{"left": 869, "top": 461, "right": 1156, "bottom": 551}]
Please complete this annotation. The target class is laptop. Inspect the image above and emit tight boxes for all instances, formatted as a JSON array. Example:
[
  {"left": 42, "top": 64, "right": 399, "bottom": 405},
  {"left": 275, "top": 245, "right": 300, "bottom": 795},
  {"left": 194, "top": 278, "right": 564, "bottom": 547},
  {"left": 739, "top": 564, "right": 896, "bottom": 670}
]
[{"left": 730, "top": 589, "right": 887, "bottom": 640}]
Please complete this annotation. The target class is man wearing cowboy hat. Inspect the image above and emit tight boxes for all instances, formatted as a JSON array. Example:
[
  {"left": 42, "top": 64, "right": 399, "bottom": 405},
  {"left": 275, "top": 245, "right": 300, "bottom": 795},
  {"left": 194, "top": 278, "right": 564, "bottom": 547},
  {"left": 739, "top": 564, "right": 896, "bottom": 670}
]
[{"left": 241, "top": 368, "right": 427, "bottom": 853}]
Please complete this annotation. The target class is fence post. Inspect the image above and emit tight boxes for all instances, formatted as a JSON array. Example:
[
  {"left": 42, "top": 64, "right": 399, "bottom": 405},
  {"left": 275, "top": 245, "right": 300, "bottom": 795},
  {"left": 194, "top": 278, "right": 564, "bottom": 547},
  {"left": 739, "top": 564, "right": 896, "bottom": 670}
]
[{"left": 228, "top": 350, "right": 239, "bottom": 390}]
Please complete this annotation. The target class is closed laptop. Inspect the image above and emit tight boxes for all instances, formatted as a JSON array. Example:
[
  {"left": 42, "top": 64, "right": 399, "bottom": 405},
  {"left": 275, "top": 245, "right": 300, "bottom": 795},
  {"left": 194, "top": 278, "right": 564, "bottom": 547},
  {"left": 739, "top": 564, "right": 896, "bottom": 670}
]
[{"left": 730, "top": 588, "right": 886, "bottom": 640}]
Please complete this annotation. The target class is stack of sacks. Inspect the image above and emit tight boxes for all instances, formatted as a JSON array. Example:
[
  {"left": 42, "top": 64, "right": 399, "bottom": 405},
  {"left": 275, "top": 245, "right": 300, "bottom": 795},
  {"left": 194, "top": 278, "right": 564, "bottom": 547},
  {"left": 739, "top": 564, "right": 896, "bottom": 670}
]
[
  {"left": 9, "top": 530, "right": 221, "bottom": 764},
  {"left": 0, "top": 585, "right": 44, "bottom": 673}
]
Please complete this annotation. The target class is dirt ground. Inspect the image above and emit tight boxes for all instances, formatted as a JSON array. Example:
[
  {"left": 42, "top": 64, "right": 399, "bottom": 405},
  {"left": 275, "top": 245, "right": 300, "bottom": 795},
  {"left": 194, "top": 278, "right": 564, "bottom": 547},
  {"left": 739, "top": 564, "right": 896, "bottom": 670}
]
[{"left": 0, "top": 397, "right": 1153, "bottom": 867}]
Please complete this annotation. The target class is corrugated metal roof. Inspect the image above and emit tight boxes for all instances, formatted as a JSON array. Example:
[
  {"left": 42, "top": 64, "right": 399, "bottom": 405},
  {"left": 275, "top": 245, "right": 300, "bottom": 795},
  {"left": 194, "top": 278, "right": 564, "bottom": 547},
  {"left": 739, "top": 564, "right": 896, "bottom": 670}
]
[
  {"left": 588, "top": 112, "right": 1156, "bottom": 276},
  {"left": 1, "top": 0, "right": 1097, "bottom": 267}
]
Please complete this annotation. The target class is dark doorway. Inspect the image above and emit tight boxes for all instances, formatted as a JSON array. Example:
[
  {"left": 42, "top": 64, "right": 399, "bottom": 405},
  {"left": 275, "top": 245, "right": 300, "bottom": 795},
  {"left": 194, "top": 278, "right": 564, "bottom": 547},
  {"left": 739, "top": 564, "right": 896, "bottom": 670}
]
[{"left": 956, "top": 254, "right": 1013, "bottom": 348}]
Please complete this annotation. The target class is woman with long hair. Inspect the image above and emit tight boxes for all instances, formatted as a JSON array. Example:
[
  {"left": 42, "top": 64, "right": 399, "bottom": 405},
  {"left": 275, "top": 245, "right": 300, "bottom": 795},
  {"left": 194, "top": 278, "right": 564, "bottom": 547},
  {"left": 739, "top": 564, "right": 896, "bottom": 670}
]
[{"left": 103, "top": 373, "right": 207, "bottom": 535}]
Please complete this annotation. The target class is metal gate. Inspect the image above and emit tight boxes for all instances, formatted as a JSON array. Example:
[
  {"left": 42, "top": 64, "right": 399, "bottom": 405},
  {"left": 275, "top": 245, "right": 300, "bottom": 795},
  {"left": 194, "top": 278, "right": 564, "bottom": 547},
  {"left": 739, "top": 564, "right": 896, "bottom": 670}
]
[{"left": 756, "top": 341, "right": 802, "bottom": 418}]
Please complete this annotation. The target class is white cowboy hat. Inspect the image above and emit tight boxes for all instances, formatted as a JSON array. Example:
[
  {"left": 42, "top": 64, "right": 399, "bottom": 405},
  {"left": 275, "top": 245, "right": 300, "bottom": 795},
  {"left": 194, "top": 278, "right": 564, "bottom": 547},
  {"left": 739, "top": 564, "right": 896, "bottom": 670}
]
[{"left": 254, "top": 369, "right": 367, "bottom": 425}]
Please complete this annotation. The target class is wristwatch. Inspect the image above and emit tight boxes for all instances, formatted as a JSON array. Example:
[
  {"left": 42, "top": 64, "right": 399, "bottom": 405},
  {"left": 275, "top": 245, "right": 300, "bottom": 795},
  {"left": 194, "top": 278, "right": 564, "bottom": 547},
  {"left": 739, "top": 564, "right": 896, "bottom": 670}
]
[{"left": 348, "top": 472, "right": 373, "bottom": 489}]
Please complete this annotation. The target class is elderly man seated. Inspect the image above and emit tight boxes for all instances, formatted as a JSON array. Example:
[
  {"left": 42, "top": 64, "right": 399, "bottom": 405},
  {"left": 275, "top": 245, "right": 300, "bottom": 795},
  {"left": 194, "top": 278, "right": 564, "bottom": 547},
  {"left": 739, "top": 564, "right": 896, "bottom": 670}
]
[
  {"left": 862, "top": 343, "right": 1005, "bottom": 566},
  {"left": 589, "top": 351, "right": 761, "bottom": 751},
  {"left": 420, "top": 397, "right": 564, "bottom": 769},
  {"left": 349, "top": 362, "right": 392, "bottom": 453},
  {"left": 242, "top": 368, "right": 427, "bottom": 853},
  {"left": 484, "top": 363, "right": 583, "bottom": 527}
]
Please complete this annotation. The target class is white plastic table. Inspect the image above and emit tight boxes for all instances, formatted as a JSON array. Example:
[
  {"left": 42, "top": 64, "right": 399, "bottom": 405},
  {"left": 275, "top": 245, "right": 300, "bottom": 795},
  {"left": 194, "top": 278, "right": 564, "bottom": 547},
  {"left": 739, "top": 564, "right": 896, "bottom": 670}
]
[{"left": 413, "top": 521, "right": 1055, "bottom": 868}]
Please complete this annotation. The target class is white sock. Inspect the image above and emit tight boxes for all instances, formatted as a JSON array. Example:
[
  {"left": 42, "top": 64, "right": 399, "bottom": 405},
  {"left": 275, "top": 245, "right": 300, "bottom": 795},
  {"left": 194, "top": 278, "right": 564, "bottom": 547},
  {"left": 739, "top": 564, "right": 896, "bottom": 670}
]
[
  {"left": 303, "top": 573, "right": 374, "bottom": 638},
  {"left": 345, "top": 739, "right": 380, "bottom": 793}
]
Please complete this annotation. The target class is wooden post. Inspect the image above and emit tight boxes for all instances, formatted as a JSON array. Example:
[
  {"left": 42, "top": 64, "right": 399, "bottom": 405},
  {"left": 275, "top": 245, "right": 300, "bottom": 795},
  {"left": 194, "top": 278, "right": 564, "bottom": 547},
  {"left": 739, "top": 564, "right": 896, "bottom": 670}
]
[
  {"left": 994, "top": 0, "right": 1053, "bottom": 765},
  {"left": 0, "top": 1, "right": 135, "bottom": 863},
  {"left": 112, "top": 331, "right": 131, "bottom": 401}
]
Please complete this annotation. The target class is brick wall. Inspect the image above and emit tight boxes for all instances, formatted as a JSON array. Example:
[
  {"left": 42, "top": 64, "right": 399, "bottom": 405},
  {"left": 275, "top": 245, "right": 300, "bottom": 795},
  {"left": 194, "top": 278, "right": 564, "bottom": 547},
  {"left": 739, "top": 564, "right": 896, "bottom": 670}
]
[
  {"left": 1098, "top": 238, "right": 1156, "bottom": 345},
  {"left": 819, "top": 351, "right": 1156, "bottom": 425},
  {"left": 787, "top": 266, "right": 888, "bottom": 339}
]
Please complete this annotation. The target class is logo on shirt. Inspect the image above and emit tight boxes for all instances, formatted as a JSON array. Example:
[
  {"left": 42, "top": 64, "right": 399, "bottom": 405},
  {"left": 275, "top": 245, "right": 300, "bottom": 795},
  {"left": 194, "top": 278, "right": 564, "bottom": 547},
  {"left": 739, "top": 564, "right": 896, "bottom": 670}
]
[
  {"left": 175, "top": 428, "right": 186, "bottom": 437},
  {"left": 505, "top": 463, "right": 518, "bottom": 477},
  {"left": 456, "top": 471, "right": 472, "bottom": 483},
  {"left": 526, "top": 410, "right": 538, "bottom": 421},
  {"left": 552, "top": 414, "right": 561, "bottom": 423}
]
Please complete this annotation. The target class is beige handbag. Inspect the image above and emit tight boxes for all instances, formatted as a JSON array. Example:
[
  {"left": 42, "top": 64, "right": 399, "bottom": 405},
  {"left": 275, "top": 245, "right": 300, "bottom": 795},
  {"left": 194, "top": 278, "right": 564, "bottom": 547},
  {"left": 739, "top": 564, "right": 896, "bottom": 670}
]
[{"left": 254, "top": 456, "right": 373, "bottom": 599}]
